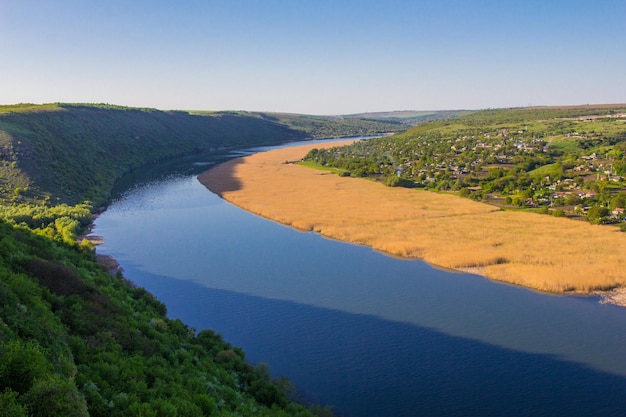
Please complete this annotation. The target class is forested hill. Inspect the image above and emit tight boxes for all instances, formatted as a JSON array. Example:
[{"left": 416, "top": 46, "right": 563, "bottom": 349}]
[{"left": 0, "top": 103, "right": 405, "bottom": 206}]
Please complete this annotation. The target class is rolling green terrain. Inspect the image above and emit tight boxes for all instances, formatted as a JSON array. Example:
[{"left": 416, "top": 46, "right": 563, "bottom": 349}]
[
  {"left": 303, "top": 105, "right": 626, "bottom": 228},
  {"left": 1, "top": 103, "right": 409, "bottom": 416}
]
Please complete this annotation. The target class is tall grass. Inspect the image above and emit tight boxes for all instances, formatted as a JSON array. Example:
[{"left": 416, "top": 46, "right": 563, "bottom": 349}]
[{"left": 199, "top": 142, "right": 626, "bottom": 294}]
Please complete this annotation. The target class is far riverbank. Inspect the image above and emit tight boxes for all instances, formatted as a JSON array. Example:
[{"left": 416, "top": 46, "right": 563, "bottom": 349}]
[{"left": 198, "top": 141, "right": 626, "bottom": 303}]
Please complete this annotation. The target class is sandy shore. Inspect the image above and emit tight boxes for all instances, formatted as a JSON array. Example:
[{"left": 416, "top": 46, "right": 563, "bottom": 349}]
[{"left": 198, "top": 141, "right": 626, "bottom": 303}]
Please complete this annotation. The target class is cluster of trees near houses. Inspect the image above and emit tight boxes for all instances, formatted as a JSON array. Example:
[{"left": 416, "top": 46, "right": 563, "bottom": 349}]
[{"left": 303, "top": 106, "right": 626, "bottom": 229}]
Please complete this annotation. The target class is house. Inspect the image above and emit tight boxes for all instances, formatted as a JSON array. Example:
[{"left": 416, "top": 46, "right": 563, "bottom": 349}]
[{"left": 582, "top": 152, "right": 599, "bottom": 160}]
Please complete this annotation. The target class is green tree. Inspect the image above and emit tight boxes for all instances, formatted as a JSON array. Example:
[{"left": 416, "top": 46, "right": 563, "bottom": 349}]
[
  {"left": 587, "top": 206, "right": 610, "bottom": 224},
  {"left": 610, "top": 192, "right": 626, "bottom": 210},
  {"left": 0, "top": 390, "right": 27, "bottom": 417}
]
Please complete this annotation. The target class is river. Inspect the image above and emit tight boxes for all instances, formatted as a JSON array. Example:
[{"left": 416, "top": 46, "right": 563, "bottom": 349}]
[{"left": 94, "top": 139, "right": 626, "bottom": 417}]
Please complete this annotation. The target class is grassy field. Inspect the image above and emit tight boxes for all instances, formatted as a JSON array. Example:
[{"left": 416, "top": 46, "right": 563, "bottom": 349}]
[{"left": 199, "top": 141, "right": 626, "bottom": 294}]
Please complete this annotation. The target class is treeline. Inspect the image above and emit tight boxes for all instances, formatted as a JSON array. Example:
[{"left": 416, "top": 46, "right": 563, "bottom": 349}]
[
  {"left": 0, "top": 219, "right": 332, "bottom": 417},
  {"left": 344, "top": 110, "right": 473, "bottom": 126}
]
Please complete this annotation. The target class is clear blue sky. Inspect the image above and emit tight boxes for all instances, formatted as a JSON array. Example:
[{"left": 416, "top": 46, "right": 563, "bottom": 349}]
[{"left": 1, "top": 0, "right": 624, "bottom": 114}]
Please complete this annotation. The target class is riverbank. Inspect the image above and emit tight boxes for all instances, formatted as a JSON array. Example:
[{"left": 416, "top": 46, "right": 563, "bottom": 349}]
[{"left": 198, "top": 141, "right": 626, "bottom": 301}]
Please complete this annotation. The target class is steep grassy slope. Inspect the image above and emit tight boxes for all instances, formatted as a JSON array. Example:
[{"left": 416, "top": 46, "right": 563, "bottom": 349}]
[
  {"left": 0, "top": 104, "right": 406, "bottom": 206},
  {"left": 0, "top": 104, "right": 308, "bottom": 205}
]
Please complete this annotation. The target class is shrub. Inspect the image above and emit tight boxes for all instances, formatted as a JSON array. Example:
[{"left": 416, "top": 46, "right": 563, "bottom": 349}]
[
  {"left": 23, "top": 376, "right": 88, "bottom": 417},
  {"left": 0, "top": 389, "right": 27, "bottom": 417},
  {"left": 0, "top": 341, "right": 48, "bottom": 394},
  {"left": 587, "top": 206, "right": 610, "bottom": 223},
  {"left": 552, "top": 209, "right": 565, "bottom": 217}
]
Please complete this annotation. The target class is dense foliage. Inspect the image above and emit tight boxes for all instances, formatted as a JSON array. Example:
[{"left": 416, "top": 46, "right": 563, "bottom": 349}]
[
  {"left": 0, "top": 203, "right": 92, "bottom": 245},
  {"left": 0, "top": 219, "right": 332, "bottom": 416},
  {"left": 303, "top": 106, "right": 626, "bottom": 227}
]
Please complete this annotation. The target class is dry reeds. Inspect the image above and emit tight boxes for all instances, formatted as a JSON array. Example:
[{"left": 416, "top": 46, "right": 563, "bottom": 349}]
[{"left": 198, "top": 142, "right": 626, "bottom": 294}]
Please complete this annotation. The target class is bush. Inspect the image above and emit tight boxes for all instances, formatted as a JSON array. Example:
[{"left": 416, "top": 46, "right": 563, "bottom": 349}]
[
  {"left": 587, "top": 206, "right": 610, "bottom": 224},
  {"left": 384, "top": 175, "right": 401, "bottom": 187},
  {"left": 0, "top": 341, "right": 48, "bottom": 394},
  {"left": 552, "top": 209, "right": 565, "bottom": 217},
  {"left": 23, "top": 376, "right": 88, "bottom": 417},
  {"left": 0, "top": 389, "right": 27, "bottom": 417}
]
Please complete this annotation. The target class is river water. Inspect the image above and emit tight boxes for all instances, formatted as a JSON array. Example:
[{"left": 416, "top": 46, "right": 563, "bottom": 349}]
[{"left": 94, "top": 140, "right": 626, "bottom": 417}]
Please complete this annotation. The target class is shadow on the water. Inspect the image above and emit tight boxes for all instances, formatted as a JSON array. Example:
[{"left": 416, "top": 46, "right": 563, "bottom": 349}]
[
  {"left": 109, "top": 150, "right": 245, "bottom": 201},
  {"left": 121, "top": 263, "right": 626, "bottom": 417},
  {"left": 196, "top": 156, "right": 244, "bottom": 195},
  {"left": 111, "top": 137, "right": 360, "bottom": 201}
]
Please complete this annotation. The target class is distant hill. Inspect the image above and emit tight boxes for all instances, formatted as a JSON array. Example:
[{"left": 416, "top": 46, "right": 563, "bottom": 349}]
[
  {"left": 250, "top": 111, "right": 408, "bottom": 138},
  {"left": 344, "top": 110, "right": 474, "bottom": 126},
  {"left": 0, "top": 103, "right": 407, "bottom": 206}
]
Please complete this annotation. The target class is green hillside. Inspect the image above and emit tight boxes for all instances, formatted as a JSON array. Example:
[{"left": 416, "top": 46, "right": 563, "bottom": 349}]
[
  {"left": 0, "top": 104, "right": 304, "bottom": 206},
  {"left": 0, "top": 103, "right": 405, "bottom": 206}
]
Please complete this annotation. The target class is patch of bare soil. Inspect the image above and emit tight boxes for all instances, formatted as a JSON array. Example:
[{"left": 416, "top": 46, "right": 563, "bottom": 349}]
[
  {"left": 595, "top": 288, "right": 626, "bottom": 307},
  {"left": 96, "top": 254, "right": 123, "bottom": 275}
]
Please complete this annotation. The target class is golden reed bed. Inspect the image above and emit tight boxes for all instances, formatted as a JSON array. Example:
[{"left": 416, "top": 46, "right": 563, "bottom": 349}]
[{"left": 198, "top": 141, "right": 626, "bottom": 297}]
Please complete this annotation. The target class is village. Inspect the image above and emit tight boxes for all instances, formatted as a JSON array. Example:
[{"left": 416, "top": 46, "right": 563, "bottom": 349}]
[{"left": 304, "top": 111, "right": 626, "bottom": 228}]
